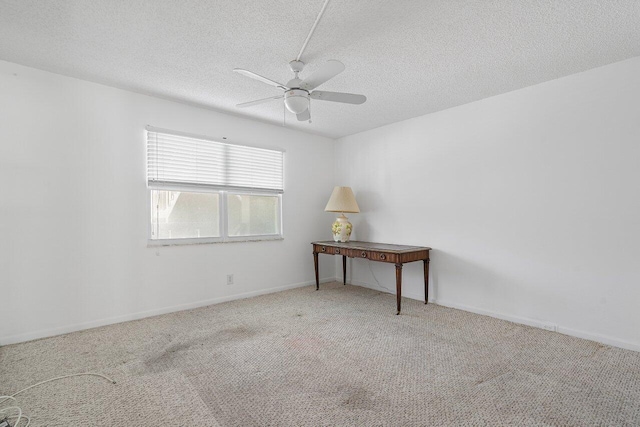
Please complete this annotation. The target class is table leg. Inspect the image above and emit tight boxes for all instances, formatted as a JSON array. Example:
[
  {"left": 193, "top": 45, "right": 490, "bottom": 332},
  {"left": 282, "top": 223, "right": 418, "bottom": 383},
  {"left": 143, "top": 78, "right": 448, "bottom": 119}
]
[
  {"left": 343, "top": 255, "right": 347, "bottom": 285},
  {"left": 424, "top": 258, "right": 430, "bottom": 304},
  {"left": 313, "top": 252, "right": 319, "bottom": 291},
  {"left": 395, "top": 263, "right": 403, "bottom": 315}
]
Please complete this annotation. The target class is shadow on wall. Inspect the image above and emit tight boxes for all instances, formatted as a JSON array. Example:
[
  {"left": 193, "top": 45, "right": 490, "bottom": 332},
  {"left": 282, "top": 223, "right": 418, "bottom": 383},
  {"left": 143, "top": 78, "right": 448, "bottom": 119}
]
[
  {"left": 345, "top": 189, "right": 538, "bottom": 307},
  {"left": 433, "top": 249, "right": 505, "bottom": 303},
  {"left": 349, "top": 190, "right": 384, "bottom": 242},
  {"left": 428, "top": 249, "right": 561, "bottom": 310},
  {"left": 354, "top": 190, "right": 384, "bottom": 213},
  {"left": 354, "top": 220, "right": 370, "bottom": 242}
]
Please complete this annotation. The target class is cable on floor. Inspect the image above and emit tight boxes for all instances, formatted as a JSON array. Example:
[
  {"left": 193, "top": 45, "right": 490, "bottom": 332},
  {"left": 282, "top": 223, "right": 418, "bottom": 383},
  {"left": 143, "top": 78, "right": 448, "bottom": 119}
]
[
  {"left": 0, "top": 372, "right": 116, "bottom": 426},
  {"left": 0, "top": 402, "right": 25, "bottom": 427},
  {"left": 6, "top": 415, "right": 30, "bottom": 427}
]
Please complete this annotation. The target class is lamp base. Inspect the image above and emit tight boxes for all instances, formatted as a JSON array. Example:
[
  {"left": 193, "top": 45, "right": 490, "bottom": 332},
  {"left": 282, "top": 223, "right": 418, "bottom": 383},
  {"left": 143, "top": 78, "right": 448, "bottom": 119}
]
[{"left": 332, "top": 214, "right": 353, "bottom": 242}]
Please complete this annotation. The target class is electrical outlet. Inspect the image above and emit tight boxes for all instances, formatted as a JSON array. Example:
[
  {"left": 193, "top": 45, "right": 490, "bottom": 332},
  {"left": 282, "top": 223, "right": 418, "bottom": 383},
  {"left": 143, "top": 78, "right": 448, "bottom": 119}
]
[
  {"left": 541, "top": 323, "right": 558, "bottom": 332},
  {"left": 227, "top": 274, "right": 234, "bottom": 285}
]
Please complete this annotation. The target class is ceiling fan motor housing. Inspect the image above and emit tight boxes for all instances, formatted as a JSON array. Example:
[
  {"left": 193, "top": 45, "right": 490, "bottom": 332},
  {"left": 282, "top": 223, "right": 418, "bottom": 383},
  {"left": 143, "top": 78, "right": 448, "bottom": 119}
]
[
  {"left": 289, "top": 60, "right": 305, "bottom": 73},
  {"left": 284, "top": 89, "right": 310, "bottom": 114}
]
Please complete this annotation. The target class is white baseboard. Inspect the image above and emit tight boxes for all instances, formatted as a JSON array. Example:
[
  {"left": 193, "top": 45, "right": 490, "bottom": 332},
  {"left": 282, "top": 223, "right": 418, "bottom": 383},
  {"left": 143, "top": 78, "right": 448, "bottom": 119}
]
[
  {"left": 434, "top": 298, "right": 640, "bottom": 353},
  {"left": 554, "top": 325, "right": 640, "bottom": 353},
  {"left": 0, "top": 277, "right": 336, "bottom": 346},
  {"left": 349, "top": 280, "right": 640, "bottom": 353},
  {"left": 6, "top": 278, "right": 638, "bottom": 353}
]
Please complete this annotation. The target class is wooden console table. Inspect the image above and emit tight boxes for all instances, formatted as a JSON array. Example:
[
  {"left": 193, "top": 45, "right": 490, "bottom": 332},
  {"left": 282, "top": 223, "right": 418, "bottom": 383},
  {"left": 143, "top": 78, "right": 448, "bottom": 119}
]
[{"left": 312, "top": 241, "right": 431, "bottom": 314}]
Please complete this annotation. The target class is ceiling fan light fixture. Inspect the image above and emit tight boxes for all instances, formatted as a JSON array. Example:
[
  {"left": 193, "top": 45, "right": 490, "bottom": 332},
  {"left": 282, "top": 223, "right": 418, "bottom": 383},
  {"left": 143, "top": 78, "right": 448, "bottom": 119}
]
[{"left": 284, "top": 89, "right": 309, "bottom": 114}]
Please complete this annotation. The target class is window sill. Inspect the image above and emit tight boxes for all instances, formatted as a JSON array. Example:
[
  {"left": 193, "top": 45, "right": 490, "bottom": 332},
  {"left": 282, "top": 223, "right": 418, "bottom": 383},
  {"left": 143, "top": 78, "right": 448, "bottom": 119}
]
[{"left": 147, "top": 235, "right": 284, "bottom": 247}]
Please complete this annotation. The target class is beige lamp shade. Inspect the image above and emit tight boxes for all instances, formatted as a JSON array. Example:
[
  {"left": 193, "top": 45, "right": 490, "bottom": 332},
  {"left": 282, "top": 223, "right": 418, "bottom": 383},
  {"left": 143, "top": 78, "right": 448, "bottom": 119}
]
[{"left": 324, "top": 186, "right": 360, "bottom": 213}]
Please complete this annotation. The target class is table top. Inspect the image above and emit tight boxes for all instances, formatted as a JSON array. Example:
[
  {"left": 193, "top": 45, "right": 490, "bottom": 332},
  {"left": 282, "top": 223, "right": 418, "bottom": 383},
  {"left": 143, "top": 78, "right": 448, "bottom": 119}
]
[{"left": 312, "top": 240, "right": 431, "bottom": 254}]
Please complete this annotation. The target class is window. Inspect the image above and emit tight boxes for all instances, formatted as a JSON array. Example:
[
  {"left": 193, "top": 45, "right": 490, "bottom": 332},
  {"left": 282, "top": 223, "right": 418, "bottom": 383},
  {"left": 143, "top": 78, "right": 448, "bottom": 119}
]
[{"left": 147, "top": 126, "right": 284, "bottom": 244}]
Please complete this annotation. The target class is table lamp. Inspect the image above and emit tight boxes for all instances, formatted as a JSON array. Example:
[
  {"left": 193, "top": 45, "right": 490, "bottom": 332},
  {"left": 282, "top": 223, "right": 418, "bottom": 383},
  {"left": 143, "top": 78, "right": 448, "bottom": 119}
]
[{"left": 324, "top": 186, "right": 360, "bottom": 242}]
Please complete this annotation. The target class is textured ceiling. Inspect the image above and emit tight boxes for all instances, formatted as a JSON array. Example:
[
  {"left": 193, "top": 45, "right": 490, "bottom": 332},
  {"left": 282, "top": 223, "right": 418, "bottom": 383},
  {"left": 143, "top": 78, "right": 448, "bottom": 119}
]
[{"left": 1, "top": 0, "right": 639, "bottom": 139}]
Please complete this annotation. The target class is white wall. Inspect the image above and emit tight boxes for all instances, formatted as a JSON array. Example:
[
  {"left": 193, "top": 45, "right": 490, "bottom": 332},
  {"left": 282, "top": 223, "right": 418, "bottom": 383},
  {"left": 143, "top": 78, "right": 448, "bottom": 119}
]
[
  {"left": 336, "top": 56, "right": 640, "bottom": 351},
  {"left": 3, "top": 56, "right": 639, "bottom": 351},
  {"left": 0, "top": 60, "right": 336, "bottom": 345}
]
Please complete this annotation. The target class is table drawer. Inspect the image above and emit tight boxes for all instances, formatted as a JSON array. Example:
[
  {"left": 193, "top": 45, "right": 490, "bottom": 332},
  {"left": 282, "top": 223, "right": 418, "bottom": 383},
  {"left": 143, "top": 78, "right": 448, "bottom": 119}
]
[
  {"left": 345, "top": 248, "right": 370, "bottom": 259},
  {"left": 368, "top": 251, "right": 397, "bottom": 263},
  {"left": 314, "top": 245, "right": 398, "bottom": 263},
  {"left": 347, "top": 249, "right": 397, "bottom": 262},
  {"left": 315, "top": 244, "right": 335, "bottom": 254},
  {"left": 314, "top": 245, "right": 350, "bottom": 256}
]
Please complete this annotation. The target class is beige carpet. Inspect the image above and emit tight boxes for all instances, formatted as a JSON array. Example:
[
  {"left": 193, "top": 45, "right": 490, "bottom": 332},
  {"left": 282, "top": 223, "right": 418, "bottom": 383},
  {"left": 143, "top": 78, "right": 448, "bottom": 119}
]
[{"left": 1, "top": 282, "right": 640, "bottom": 426}]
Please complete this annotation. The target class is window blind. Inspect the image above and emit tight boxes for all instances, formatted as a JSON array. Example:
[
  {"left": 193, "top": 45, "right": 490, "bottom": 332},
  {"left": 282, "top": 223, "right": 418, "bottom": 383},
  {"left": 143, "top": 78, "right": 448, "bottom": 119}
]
[{"left": 147, "top": 127, "right": 284, "bottom": 193}]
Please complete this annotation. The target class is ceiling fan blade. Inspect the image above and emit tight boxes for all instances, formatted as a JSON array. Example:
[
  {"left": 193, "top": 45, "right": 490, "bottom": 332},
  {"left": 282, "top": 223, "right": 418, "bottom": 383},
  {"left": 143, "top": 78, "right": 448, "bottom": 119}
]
[
  {"left": 299, "top": 60, "right": 345, "bottom": 90},
  {"left": 296, "top": 109, "right": 310, "bottom": 122},
  {"left": 236, "top": 95, "right": 283, "bottom": 108},
  {"left": 233, "top": 68, "right": 287, "bottom": 89},
  {"left": 310, "top": 91, "right": 366, "bottom": 104}
]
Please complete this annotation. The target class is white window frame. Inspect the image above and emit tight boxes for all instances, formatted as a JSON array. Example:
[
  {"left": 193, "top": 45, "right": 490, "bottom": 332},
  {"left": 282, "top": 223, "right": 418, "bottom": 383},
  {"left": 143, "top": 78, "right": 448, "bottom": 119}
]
[
  {"left": 146, "top": 127, "right": 284, "bottom": 246},
  {"left": 223, "top": 190, "right": 283, "bottom": 243}
]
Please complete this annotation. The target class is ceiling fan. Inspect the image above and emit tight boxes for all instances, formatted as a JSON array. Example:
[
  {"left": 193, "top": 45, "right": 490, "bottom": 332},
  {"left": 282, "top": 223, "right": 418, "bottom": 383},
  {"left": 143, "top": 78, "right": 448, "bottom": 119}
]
[
  {"left": 232, "top": 0, "right": 366, "bottom": 122},
  {"left": 234, "top": 60, "right": 366, "bottom": 122}
]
